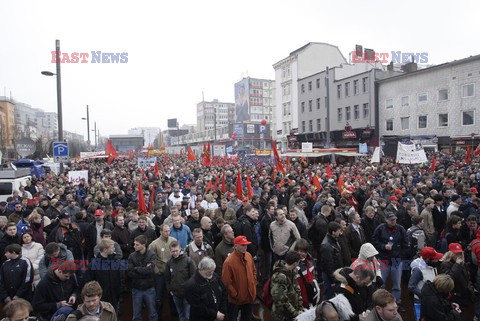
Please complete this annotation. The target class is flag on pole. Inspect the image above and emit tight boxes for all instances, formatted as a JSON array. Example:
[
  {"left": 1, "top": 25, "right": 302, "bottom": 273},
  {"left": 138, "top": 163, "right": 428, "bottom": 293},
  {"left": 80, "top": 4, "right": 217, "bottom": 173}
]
[
  {"left": 206, "top": 180, "right": 213, "bottom": 193},
  {"left": 236, "top": 172, "right": 243, "bottom": 199},
  {"left": 137, "top": 180, "right": 148, "bottom": 214},
  {"left": 149, "top": 184, "right": 155, "bottom": 213},
  {"left": 474, "top": 143, "right": 480, "bottom": 157},
  {"left": 213, "top": 176, "right": 220, "bottom": 191},
  {"left": 106, "top": 140, "right": 118, "bottom": 165},
  {"left": 271, "top": 139, "right": 285, "bottom": 173},
  {"left": 313, "top": 174, "right": 322, "bottom": 191},
  {"left": 154, "top": 162, "right": 159, "bottom": 178},
  {"left": 466, "top": 146, "right": 472, "bottom": 165},
  {"left": 187, "top": 147, "right": 196, "bottom": 161},
  {"left": 337, "top": 175, "right": 345, "bottom": 192},
  {"left": 326, "top": 164, "right": 333, "bottom": 178},
  {"left": 430, "top": 157, "right": 436, "bottom": 172},
  {"left": 246, "top": 175, "right": 254, "bottom": 200}
]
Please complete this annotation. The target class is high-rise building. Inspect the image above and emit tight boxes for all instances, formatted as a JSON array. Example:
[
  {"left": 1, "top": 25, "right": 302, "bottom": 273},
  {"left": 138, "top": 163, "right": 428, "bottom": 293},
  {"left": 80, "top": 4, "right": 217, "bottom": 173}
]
[
  {"left": 234, "top": 77, "right": 275, "bottom": 123},
  {"left": 0, "top": 97, "right": 16, "bottom": 159},
  {"left": 196, "top": 99, "right": 234, "bottom": 132},
  {"left": 128, "top": 127, "right": 162, "bottom": 147}
]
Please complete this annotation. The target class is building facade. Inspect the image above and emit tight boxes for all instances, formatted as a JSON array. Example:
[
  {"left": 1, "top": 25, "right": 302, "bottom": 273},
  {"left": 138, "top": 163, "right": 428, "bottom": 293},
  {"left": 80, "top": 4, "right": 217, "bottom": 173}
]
[
  {"left": 234, "top": 77, "right": 275, "bottom": 123},
  {"left": 0, "top": 97, "right": 16, "bottom": 160},
  {"left": 196, "top": 99, "right": 234, "bottom": 133},
  {"left": 109, "top": 135, "right": 144, "bottom": 152},
  {"left": 378, "top": 55, "right": 480, "bottom": 154},
  {"left": 128, "top": 127, "right": 162, "bottom": 147}
]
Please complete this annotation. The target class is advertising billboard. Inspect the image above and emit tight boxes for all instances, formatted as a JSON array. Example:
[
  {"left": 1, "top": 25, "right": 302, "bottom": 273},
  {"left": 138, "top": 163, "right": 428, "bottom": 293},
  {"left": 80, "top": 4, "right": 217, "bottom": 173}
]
[{"left": 235, "top": 79, "right": 250, "bottom": 122}]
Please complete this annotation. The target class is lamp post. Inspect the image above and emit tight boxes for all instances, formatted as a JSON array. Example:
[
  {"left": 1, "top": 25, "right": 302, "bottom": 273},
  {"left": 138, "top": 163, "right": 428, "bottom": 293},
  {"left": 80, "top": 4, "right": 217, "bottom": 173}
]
[
  {"left": 92, "top": 121, "right": 97, "bottom": 149},
  {"left": 41, "top": 39, "right": 64, "bottom": 173},
  {"left": 81, "top": 105, "right": 90, "bottom": 147}
]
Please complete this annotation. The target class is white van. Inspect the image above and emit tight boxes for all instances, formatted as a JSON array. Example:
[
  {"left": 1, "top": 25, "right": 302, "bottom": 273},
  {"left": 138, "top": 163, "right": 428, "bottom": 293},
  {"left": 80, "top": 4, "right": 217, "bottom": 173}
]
[{"left": 0, "top": 168, "right": 32, "bottom": 202}]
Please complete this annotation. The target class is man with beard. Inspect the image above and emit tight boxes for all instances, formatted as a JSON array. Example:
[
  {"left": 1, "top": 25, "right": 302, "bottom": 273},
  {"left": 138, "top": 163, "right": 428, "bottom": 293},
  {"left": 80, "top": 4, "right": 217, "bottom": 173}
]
[{"left": 408, "top": 247, "right": 443, "bottom": 306}]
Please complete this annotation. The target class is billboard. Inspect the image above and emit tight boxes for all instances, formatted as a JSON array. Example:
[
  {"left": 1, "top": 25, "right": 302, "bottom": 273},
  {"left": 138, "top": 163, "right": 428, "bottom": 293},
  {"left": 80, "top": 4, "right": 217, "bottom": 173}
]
[
  {"left": 167, "top": 118, "right": 177, "bottom": 128},
  {"left": 233, "top": 124, "right": 244, "bottom": 138},
  {"left": 235, "top": 79, "right": 250, "bottom": 122}
]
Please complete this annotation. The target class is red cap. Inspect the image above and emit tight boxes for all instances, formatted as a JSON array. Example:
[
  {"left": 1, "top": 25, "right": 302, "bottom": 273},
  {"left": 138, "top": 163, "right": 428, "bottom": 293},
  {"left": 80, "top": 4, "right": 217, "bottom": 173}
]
[
  {"left": 94, "top": 209, "right": 104, "bottom": 216},
  {"left": 448, "top": 243, "right": 463, "bottom": 253},
  {"left": 234, "top": 235, "right": 251, "bottom": 245},
  {"left": 420, "top": 247, "right": 443, "bottom": 260},
  {"left": 33, "top": 196, "right": 40, "bottom": 201},
  {"left": 445, "top": 180, "right": 454, "bottom": 185},
  {"left": 395, "top": 189, "right": 404, "bottom": 195},
  {"left": 389, "top": 196, "right": 399, "bottom": 202},
  {"left": 471, "top": 187, "right": 479, "bottom": 194}
]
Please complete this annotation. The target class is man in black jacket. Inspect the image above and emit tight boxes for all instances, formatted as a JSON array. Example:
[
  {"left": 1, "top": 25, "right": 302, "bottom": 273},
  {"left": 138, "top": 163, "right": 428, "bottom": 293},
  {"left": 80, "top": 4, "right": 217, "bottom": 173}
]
[
  {"left": 0, "top": 244, "right": 34, "bottom": 303},
  {"left": 85, "top": 209, "right": 114, "bottom": 260},
  {"left": 128, "top": 235, "right": 157, "bottom": 321},
  {"left": 0, "top": 223, "right": 21, "bottom": 265},
  {"left": 320, "top": 222, "right": 344, "bottom": 300},
  {"left": 233, "top": 205, "right": 259, "bottom": 258}
]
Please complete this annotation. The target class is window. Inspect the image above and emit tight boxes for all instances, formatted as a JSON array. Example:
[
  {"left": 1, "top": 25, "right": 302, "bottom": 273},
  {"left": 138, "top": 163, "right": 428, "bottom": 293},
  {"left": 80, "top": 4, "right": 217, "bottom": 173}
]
[
  {"left": 386, "top": 119, "right": 393, "bottom": 131},
  {"left": 401, "top": 96, "right": 409, "bottom": 106},
  {"left": 345, "top": 82, "right": 350, "bottom": 97},
  {"left": 317, "top": 118, "right": 321, "bottom": 131},
  {"left": 0, "top": 182, "right": 13, "bottom": 196},
  {"left": 337, "top": 85, "right": 341, "bottom": 99},
  {"left": 283, "top": 103, "right": 287, "bottom": 116},
  {"left": 418, "top": 93, "right": 428, "bottom": 104},
  {"left": 439, "top": 113, "right": 449, "bottom": 127},
  {"left": 354, "top": 105, "right": 359, "bottom": 120},
  {"left": 308, "top": 81, "right": 312, "bottom": 91},
  {"left": 354, "top": 80, "right": 359, "bottom": 95},
  {"left": 438, "top": 89, "right": 449, "bottom": 101},
  {"left": 316, "top": 78, "right": 320, "bottom": 88},
  {"left": 362, "top": 77, "right": 368, "bottom": 93},
  {"left": 302, "top": 121, "right": 306, "bottom": 132},
  {"left": 462, "top": 84, "right": 475, "bottom": 98},
  {"left": 301, "top": 102, "right": 305, "bottom": 113},
  {"left": 386, "top": 99, "right": 393, "bottom": 109},
  {"left": 418, "top": 115, "right": 427, "bottom": 128},
  {"left": 346, "top": 106, "right": 351, "bottom": 121},
  {"left": 309, "top": 120, "right": 313, "bottom": 132},
  {"left": 317, "top": 98, "right": 321, "bottom": 109},
  {"left": 401, "top": 117, "right": 410, "bottom": 130},
  {"left": 463, "top": 110, "right": 475, "bottom": 125},
  {"left": 337, "top": 108, "right": 343, "bottom": 122},
  {"left": 301, "top": 84, "right": 305, "bottom": 93},
  {"left": 363, "top": 103, "right": 369, "bottom": 118}
]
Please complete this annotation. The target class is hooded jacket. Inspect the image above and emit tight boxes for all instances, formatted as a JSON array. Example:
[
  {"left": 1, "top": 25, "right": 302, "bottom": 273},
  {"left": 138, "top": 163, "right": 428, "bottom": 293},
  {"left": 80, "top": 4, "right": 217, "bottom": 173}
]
[
  {"left": 295, "top": 294, "right": 354, "bottom": 321},
  {"left": 271, "top": 260, "right": 303, "bottom": 321},
  {"left": 351, "top": 243, "right": 382, "bottom": 281}
]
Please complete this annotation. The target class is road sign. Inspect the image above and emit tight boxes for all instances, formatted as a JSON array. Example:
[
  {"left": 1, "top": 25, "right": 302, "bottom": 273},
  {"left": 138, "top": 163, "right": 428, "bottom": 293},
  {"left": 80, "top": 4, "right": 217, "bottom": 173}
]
[{"left": 53, "top": 141, "right": 70, "bottom": 163}]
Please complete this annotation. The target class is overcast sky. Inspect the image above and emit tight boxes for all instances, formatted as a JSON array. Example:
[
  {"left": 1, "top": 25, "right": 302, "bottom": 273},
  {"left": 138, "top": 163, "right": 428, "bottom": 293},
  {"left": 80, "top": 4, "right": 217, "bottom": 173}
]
[{"left": 1, "top": 0, "right": 479, "bottom": 138}]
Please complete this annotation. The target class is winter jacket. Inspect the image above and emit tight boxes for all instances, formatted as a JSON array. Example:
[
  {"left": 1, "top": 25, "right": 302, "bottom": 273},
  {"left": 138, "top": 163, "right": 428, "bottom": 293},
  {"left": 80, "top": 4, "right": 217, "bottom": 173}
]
[
  {"left": 127, "top": 249, "right": 156, "bottom": 290},
  {"left": 47, "top": 222, "right": 84, "bottom": 259},
  {"left": 214, "top": 239, "right": 234, "bottom": 275},
  {"left": 38, "top": 243, "right": 74, "bottom": 279},
  {"left": 21, "top": 241, "right": 45, "bottom": 286},
  {"left": 86, "top": 253, "right": 122, "bottom": 309},
  {"left": 351, "top": 243, "right": 382, "bottom": 283},
  {"left": 185, "top": 271, "right": 227, "bottom": 321},
  {"left": 129, "top": 226, "right": 156, "bottom": 251},
  {"left": 344, "top": 224, "right": 366, "bottom": 259},
  {"left": 439, "top": 260, "right": 474, "bottom": 308},
  {"left": 185, "top": 241, "right": 214, "bottom": 267},
  {"left": 234, "top": 215, "right": 259, "bottom": 257},
  {"left": 85, "top": 220, "right": 114, "bottom": 260},
  {"left": 111, "top": 225, "right": 130, "bottom": 259},
  {"left": 31, "top": 268, "right": 79, "bottom": 319},
  {"left": 0, "top": 233, "right": 21, "bottom": 264},
  {"left": 164, "top": 253, "right": 196, "bottom": 298},
  {"left": 420, "top": 280, "right": 461, "bottom": 321},
  {"left": 295, "top": 294, "right": 354, "bottom": 321},
  {"left": 296, "top": 256, "right": 317, "bottom": 308},
  {"left": 66, "top": 300, "right": 117, "bottom": 321},
  {"left": 311, "top": 214, "right": 329, "bottom": 251},
  {"left": 260, "top": 214, "right": 275, "bottom": 251},
  {"left": 221, "top": 249, "right": 256, "bottom": 305},
  {"left": 0, "top": 255, "right": 34, "bottom": 301},
  {"left": 371, "top": 223, "right": 409, "bottom": 261},
  {"left": 148, "top": 235, "right": 176, "bottom": 275},
  {"left": 271, "top": 260, "right": 303, "bottom": 321},
  {"left": 333, "top": 267, "right": 369, "bottom": 321},
  {"left": 361, "top": 216, "right": 379, "bottom": 243},
  {"left": 269, "top": 220, "right": 300, "bottom": 256},
  {"left": 319, "top": 234, "right": 343, "bottom": 278},
  {"left": 214, "top": 207, "right": 237, "bottom": 226},
  {"left": 169, "top": 223, "right": 193, "bottom": 249}
]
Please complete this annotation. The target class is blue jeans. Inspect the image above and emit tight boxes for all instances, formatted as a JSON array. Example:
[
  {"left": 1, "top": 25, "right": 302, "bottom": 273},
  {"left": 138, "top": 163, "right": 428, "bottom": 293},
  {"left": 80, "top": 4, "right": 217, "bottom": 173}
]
[
  {"left": 155, "top": 274, "right": 166, "bottom": 320},
  {"left": 172, "top": 294, "right": 190, "bottom": 321},
  {"left": 227, "top": 302, "right": 253, "bottom": 321},
  {"left": 380, "top": 260, "right": 403, "bottom": 304},
  {"left": 132, "top": 287, "right": 158, "bottom": 321}
]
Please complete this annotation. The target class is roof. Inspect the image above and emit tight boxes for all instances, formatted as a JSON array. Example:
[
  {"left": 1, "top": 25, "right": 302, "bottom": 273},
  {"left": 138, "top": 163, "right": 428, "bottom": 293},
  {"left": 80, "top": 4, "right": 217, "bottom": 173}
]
[
  {"left": 377, "top": 53, "right": 480, "bottom": 83},
  {"left": 273, "top": 42, "right": 344, "bottom": 67}
]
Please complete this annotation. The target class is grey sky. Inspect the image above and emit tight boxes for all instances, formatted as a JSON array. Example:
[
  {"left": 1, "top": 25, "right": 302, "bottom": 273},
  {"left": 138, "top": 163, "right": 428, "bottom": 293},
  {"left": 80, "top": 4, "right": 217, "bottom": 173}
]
[{"left": 1, "top": 0, "right": 479, "bottom": 138}]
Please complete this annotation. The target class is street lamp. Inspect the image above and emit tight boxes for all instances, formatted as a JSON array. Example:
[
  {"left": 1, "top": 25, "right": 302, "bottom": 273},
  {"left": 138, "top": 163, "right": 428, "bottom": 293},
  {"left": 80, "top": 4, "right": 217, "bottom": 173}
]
[
  {"left": 81, "top": 105, "right": 90, "bottom": 147},
  {"left": 91, "top": 121, "right": 97, "bottom": 149},
  {"left": 41, "top": 39, "right": 63, "bottom": 173}
]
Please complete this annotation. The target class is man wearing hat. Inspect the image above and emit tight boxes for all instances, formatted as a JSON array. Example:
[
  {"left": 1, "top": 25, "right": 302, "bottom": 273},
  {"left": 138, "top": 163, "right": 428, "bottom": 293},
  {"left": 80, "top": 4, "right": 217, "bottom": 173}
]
[
  {"left": 221, "top": 235, "right": 256, "bottom": 321},
  {"left": 85, "top": 209, "right": 114, "bottom": 260},
  {"left": 0, "top": 201, "right": 9, "bottom": 216},
  {"left": 408, "top": 247, "right": 443, "bottom": 304},
  {"left": 372, "top": 212, "right": 409, "bottom": 311},
  {"left": 386, "top": 196, "right": 399, "bottom": 217}
]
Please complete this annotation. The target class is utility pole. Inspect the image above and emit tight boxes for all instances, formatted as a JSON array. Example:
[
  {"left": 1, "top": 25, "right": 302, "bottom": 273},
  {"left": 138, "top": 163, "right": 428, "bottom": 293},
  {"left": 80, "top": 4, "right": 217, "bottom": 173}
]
[{"left": 86, "top": 105, "right": 90, "bottom": 145}]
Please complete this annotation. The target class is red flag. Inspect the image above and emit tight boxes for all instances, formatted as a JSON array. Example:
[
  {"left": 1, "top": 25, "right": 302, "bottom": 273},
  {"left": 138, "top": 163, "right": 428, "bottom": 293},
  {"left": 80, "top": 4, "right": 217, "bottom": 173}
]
[
  {"left": 206, "top": 180, "right": 213, "bottom": 193},
  {"left": 466, "top": 146, "right": 472, "bottom": 165},
  {"left": 430, "top": 157, "right": 436, "bottom": 172},
  {"left": 187, "top": 147, "right": 196, "bottom": 161},
  {"left": 271, "top": 166, "right": 275, "bottom": 183},
  {"left": 206, "top": 143, "right": 211, "bottom": 166},
  {"left": 474, "top": 143, "right": 480, "bottom": 157},
  {"left": 154, "top": 162, "right": 159, "bottom": 178},
  {"left": 271, "top": 139, "right": 285, "bottom": 173},
  {"left": 137, "top": 180, "right": 148, "bottom": 214},
  {"left": 326, "top": 164, "right": 333, "bottom": 178},
  {"left": 236, "top": 172, "right": 243, "bottom": 199},
  {"left": 286, "top": 156, "right": 291, "bottom": 169},
  {"left": 213, "top": 176, "right": 220, "bottom": 191},
  {"left": 246, "top": 175, "right": 254, "bottom": 200},
  {"left": 149, "top": 184, "right": 155, "bottom": 213},
  {"left": 337, "top": 175, "right": 345, "bottom": 192},
  {"left": 106, "top": 139, "right": 118, "bottom": 165},
  {"left": 221, "top": 171, "right": 226, "bottom": 194},
  {"left": 313, "top": 174, "right": 322, "bottom": 191}
]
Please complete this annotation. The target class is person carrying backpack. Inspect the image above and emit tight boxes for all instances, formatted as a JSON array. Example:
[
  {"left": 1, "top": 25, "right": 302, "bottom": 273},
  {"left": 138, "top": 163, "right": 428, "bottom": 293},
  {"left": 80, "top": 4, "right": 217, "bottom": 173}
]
[{"left": 406, "top": 215, "right": 426, "bottom": 259}]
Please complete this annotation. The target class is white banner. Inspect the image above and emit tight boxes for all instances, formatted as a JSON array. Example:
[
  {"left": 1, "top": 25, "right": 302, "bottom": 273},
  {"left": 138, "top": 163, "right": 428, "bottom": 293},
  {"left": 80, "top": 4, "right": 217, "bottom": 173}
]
[
  {"left": 80, "top": 151, "right": 105, "bottom": 158},
  {"left": 396, "top": 142, "right": 427, "bottom": 164},
  {"left": 138, "top": 157, "right": 156, "bottom": 169},
  {"left": 213, "top": 144, "right": 226, "bottom": 157},
  {"left": 68, "top": 170, "right": 88, "bottom": 185},
  {"left": 301, "top": 142, "right": 313, "bottom": 153},
  {"left": 371, "top": 147, "right": 381, "bottom": 163},
  {"left": 359, "top": 143, "right": 368, "bottom": 154}
]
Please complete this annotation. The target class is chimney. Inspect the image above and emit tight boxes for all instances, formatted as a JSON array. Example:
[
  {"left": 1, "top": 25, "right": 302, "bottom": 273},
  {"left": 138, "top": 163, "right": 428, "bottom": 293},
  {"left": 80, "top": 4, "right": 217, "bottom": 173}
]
[
  {"left": 355, "top": 45, "right": 363, "bottom": 58},
  {"left": 402, "top": 61, "right": 418, "bottom": 73},
  {"left": 364, "top": 48, "right": 375, "bottom": 62},
  {"left": 387, "top": 61, "right": 394, "bottom": 71}
]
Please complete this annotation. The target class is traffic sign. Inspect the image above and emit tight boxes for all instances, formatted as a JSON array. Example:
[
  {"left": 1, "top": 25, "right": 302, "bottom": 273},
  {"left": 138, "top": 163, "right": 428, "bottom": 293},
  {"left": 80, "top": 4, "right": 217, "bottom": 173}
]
[{"left": 53, "top": 141, "right": 70, "bottom": 163}]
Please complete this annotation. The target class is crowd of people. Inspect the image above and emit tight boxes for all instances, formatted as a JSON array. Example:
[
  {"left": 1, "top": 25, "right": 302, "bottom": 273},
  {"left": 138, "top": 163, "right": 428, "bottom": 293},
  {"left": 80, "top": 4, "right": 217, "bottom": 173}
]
[{"left": 0, "top": 151, "right": 479, "bottom": 321}]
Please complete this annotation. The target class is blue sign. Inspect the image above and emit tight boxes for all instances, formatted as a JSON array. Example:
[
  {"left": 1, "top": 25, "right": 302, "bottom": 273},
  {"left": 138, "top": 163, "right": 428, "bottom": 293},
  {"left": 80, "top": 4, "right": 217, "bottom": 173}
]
[{"left": 53, "top": 142, "right": 69, "bottom": 156}]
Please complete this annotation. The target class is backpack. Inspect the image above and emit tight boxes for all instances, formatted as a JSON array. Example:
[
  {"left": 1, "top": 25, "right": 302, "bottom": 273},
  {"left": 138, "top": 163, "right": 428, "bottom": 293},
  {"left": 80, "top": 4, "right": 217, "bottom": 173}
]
[
  {"left": 407, "top": 226, "right": 420, "bottom": 258},
  {"left": 262, "top": 271, "right": 285, "bottom": 309}
]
